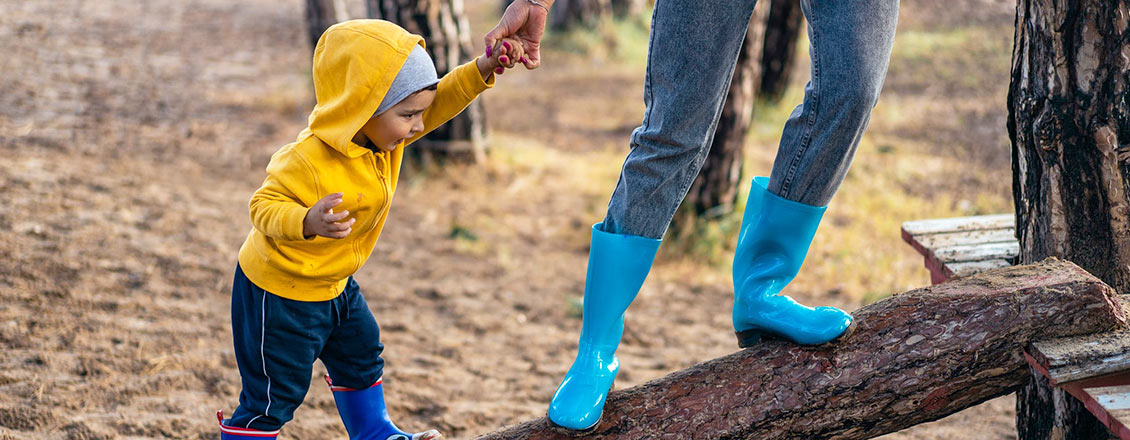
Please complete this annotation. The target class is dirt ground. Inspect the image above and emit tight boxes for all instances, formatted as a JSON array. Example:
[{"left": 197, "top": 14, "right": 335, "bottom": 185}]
[{"left": 0, "top": 0, "right": 1022, "bottom": 438}]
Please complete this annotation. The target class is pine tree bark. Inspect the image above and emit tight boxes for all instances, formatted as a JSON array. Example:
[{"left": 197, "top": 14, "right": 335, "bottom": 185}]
[
  {"left": 1009, "top": 0, "right": 1130, "bottom": 437},
  {"left": 758, "top": 0, "right": 804, "bottom": 104},
  {"left": 474, "top": 259, "right": 1126, "bottom": 439},
  {"left": 673, "top": 3, "right": 768, "bottom": 234},
  {"left": 366, "top": 0, "right": 488, "bottom": 163},
  {"left": 305, "top": 0, "right": 339, "bottom": 51}
]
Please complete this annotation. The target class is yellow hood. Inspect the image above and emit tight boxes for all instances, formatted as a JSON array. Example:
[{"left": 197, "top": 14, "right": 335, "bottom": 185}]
[
  {"left": 238, "top": 18, "right": 494, "bottom": 301},
  {"left": 304, "top": 19, "right": 425, "bottom": 159}
]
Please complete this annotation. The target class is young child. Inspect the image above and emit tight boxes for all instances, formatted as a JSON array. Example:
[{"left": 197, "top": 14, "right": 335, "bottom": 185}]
[{"left": 216, "top": 19, "right": 524, "bottom": 440}]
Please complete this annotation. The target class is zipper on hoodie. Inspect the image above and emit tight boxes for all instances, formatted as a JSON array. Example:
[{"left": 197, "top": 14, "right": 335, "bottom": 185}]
[{"left": 349, "top": 150, "right": 393, "bottom": 275}]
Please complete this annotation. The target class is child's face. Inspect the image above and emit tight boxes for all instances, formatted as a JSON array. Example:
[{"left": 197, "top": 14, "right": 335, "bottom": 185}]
[{"left": 358, "top": 89, "right": 437, "bottom": 152}]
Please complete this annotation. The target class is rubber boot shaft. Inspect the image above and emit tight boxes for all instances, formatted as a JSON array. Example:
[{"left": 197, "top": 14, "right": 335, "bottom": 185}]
[
  {"left": 732, "top": 177, "right": 853, "bottom": 346},
  {"left": 548, "top": 223, "right": 660, "bottom": 431}
]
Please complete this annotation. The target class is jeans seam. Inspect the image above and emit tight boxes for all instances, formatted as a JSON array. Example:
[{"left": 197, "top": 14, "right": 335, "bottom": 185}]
[
  {"left": 639, "top": 4, "right": 660, "bottom": 135},
  {"left": 780, "top": 1, "right": 821, "bottom": 200},
  {"left": 612, "top": 1, "right": 661, "bottom": 237}
]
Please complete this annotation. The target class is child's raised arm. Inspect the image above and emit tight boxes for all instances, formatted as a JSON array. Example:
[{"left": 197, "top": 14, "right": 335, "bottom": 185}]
[{"left": 403, "top": 39, "right": 523, "bottom": 147}]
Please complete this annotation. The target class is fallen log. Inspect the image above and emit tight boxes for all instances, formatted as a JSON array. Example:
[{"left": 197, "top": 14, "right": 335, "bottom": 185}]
[{"left": 476, "top": 258, "right": 1127, "bottom": 439}]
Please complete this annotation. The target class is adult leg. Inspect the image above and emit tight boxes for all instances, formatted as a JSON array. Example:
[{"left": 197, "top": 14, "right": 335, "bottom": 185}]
[
  {"left": 731, "top": 0, "right": 900, "bottom": 347},
  {"left": 600, "top": 0, "right": 762, "bottom": 240},
  {"left": 548, "top": 0, "right": 759, "bottom": 432},
  {"left": 767, "top": 0, "right": 900, "bottom": 204}
]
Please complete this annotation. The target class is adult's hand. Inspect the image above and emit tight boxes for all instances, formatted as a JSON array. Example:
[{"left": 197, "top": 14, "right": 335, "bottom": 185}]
[{"left": 485, "top": 0, "right": 552, "bottom": 69}]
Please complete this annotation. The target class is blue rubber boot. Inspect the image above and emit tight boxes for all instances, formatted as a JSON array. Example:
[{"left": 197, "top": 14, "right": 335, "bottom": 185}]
[
  {"left": 216, "top": 410, "right": 279, "bottom": 439},
  {"left": 732, "top": 177, "right": 854, "bottom": 347},
  {"left": 547, "top": 223, "right": 661, "bottom": 432},
  {"left": 325, "top": 376, "right": 443, "bottom": 440}
]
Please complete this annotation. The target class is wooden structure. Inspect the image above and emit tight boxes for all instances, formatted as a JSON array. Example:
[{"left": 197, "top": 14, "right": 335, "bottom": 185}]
[
  {"left": 1024, "top": 329, "right": 1130, "bottom": 439},
  {"left": 901, "top": 214, "right": 1019, "bottom": 284},
  {"left": 475, "top": 259, "right": 1126, "bottom": 439},
  {"left": 903, "top": 214, "right": 1130, "bottom": 438}
]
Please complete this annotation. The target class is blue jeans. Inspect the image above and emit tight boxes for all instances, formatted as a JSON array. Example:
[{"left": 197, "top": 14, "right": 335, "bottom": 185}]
[
  {"left": 602, "top": 0, "right": 900, "bottom": 239},
  {"left": 227, "top": 265, "right": 385, "bottom": 431}
]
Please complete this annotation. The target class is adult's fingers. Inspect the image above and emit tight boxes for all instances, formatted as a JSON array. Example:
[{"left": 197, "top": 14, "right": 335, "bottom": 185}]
[
  {"left": 484, "top": 5, "right": 522, "bottom": 51},
  {"left": 523, "top": 48, "right": 541, "bottom": 69},
  {"left": 484, "top": 26, "right": 504, "bottom": 52}
]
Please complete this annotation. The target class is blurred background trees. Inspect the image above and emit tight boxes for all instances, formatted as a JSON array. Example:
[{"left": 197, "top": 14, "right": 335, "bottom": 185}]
[
  {"left": 304, "top": 0, "right": 489, "bottom": 163},
  {"left": 365, "top": 0, "right": 490, "bottom": 164}
]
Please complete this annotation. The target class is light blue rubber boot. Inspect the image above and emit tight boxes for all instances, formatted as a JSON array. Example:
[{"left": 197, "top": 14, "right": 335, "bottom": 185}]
[
  {"left": 732, "top": 177, "right": 854, "bottom": 347},
  {"left": 547, "top": 223, "right": 661, "bottom": 432},
  {"left": 216, "top": 410, "right": 279, "bottom": 439},
  {"left": 325, "top": 376, "right": 443, "bottom": 440}
]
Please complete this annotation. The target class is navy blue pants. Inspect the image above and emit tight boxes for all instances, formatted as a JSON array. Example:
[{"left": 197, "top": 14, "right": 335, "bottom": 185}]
[{"left": 227, "top": 264, "right": 385, "bottom": 431}]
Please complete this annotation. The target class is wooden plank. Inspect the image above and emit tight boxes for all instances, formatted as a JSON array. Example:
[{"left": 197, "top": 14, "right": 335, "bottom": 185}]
[
  {"left": 914, "top": 228, "right": 1017, "bottom": 250},
  {"left": 1107, "top": 408, "right": 1130, "bottom": 439},
  {"left": 1089, "top": 385, "right": 1130, "bottom": 411},
  {"left": 1029, "top": 328, "right": 1130, "bottom": 385},
  {"left": 933, "top": 241, "right": 1020, "bottom": 263},
  {"left": 1028, "top": 297, "right": 1130, "bottom": 383},
  {"left": 901, "top": 214, "right": 1014, "bottom": 236},
  {"left": 901, "top": 214, "right": 1018, "bottom": 285},
  {"left": 945, "top": 259, "right": 1014, "bottom": 277},
  {"left": 1067, "top": 382, "right": 1130, "bottom": 439}
]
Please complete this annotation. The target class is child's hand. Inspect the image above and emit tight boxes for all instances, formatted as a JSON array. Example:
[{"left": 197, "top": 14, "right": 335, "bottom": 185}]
[
  {"left": 303, "top": 193, "right": 355, "bottom": 239},
  {"left": 477, "top": 37, "right": 526, "bottom": 80}
]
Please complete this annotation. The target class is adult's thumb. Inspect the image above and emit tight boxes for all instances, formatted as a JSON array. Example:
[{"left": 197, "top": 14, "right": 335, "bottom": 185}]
[{"left": 484, "top": 26, "right": 506, "bottom": 50}]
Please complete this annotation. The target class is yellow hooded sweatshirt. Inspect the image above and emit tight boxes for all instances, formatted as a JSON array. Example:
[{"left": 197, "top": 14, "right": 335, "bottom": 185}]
[{"left": 237, "top": 20, "right": 493, "bottom": 301}]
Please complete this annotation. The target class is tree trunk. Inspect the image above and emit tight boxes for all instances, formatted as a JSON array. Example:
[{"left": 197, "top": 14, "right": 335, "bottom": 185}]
[
  {"left": 305, "top": 0, "right": 339, "bottom": 51},
  {"left": 758, "top": 0, "right": 804, "bottom": 104},
  {"left": 366, "top": 0, "right": 488, "bottom": 163},
  {"left": 475, "top": 259, "right": 1126, "bottom": 440},
  {"left": 1009, "top": 0, "right": 1130, "bottom": 437},
  {"left": 672, "top": 2, "right": 768, "bottom": 234},
  {"left": 550, "top": 0, "right": 611, "bottom": 30}
]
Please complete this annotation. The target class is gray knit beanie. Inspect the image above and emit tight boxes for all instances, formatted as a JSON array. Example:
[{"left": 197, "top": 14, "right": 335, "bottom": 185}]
[{"left": 375, "top": 45, "right": 440, "bottom": 116}]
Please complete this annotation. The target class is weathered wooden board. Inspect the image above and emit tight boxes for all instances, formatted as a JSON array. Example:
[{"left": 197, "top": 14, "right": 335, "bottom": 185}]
[
  {"left": 1086, "top": 384, "right": 1130, "bottom": 439},
  {"left": 900, "top": 214, "right": 1014, "bottom": 236},
  {"left": 913, "top": 228, "right": 1018, "bottom": 251},
  {"left": 932, "top": 241, "right": 1020, "bottom": 263},
  {"left": 901, "top": 214, "right": 1018, "bottom": 284},
  {"left": 1029, "top": 328, "right": 1130, "bottom": 385},
  {"left": 1024, "top": 296, "right": 1130, "bottom": 440},
  {"left": 946, "top": 259, "right": 1014, "bottom": 277}
]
